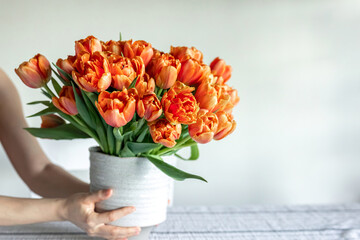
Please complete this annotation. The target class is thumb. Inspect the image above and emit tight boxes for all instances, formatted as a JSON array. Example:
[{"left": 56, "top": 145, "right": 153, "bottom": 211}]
[{"left": 85, "top": 189, "right": 113, "bottom": 203}]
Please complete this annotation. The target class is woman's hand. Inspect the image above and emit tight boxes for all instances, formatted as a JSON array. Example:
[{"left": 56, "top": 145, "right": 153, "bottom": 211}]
[{"left": 60, "top": 189, "right": 141, "bottom": 240}]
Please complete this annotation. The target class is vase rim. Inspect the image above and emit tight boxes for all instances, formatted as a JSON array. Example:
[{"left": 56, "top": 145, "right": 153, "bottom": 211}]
[{"left": 89, "top": 146, "right": 148, "bottom": 161}]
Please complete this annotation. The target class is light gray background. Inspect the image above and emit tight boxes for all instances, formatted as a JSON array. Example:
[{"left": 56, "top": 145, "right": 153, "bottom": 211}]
[{"left": 0, "top": 0, "right": 359, "bottom": 205}]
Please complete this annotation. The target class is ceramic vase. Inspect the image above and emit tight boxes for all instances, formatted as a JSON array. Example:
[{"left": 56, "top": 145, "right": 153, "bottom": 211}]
[{"left": 89, "top": 147, "right": 175, "bottom": 240}]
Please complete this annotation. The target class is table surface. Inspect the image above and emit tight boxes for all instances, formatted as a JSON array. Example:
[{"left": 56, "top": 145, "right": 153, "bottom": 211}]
[{"left": 0, "top": 205, "right": 359, "bottom": 239}]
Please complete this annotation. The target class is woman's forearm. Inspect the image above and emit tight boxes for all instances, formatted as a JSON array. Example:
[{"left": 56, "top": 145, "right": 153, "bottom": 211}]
[
  {"left": 30, "top": 163, "right": 89, "bottom": 198},
  {"left": 0, "top": 69, "right": 89, "bottom": 198},
  {"left": 0, "top": 196, "right": 65, "bottom": 226}
]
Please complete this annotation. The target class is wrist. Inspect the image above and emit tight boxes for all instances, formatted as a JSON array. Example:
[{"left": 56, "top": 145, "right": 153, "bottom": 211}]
[{"left": 55, "top": 198, "right": 68, "bottom": 221}]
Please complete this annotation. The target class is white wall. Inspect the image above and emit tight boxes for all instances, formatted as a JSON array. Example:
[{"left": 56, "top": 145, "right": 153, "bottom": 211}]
[{"left": 0, "top": 0, "right": 360, "bottom": 205}]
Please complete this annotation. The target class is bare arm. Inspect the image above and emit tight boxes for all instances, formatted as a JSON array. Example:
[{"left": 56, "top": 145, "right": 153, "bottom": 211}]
[
  {"left": 0, "top": 190, "right": 140, "bottom": 239},
  {"left": 0, "top": 69, "right": 89, "bottom": 197}
]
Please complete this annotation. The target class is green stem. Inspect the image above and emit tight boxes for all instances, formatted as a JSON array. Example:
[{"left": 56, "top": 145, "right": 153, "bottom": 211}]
[
  {"left": 134, "top": 118, "right": 146, "bottom": 136},
  {"left": 43, "top": 84, "right": 56, "bottom": 98},
  {"left": 157, "top": 88, "right": 164, "bottom": 96},
  {"left": 72, "top": 115, "right": 103, "bottom": 149},
  {"left": 115, "top": 139, "right": 122, "bottom": 156},
  {"left": 157, "top": 136, "right": 192, "bottom": 156},
  {"left": 60, "top": 113, "right": 103, "bottom": 149}
]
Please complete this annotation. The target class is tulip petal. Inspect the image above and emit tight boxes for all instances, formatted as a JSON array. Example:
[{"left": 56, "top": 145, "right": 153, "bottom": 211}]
[
  {"left": 103, "top": 109, "right": 127, "bottom": 128},
  {"left": 16, "top": 66, "right": 44, "bottom": 88},
  {"left": 98, "top": 72, "right": 111, "bottom": 92}
]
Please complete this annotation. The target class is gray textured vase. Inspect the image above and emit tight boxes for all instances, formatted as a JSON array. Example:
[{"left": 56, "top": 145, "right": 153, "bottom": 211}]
[{"left": 89, "top": 147, "right": 175, "bottom": 240}]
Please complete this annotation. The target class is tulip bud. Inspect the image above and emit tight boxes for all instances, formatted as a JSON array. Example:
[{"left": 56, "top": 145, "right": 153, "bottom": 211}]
[
  {"left": 95, "top": 88, "right": 138, "bottom": 128},
  {"left": 210, "top": 57, "right": 232, "bottom": 83},
  {"left": 213, "top": 111, "right": 236, "bottom": 140},
  {"left": 52, "top": 86, "right": 79, "bottom": 115},
  {"left": 15, "top": 54, "right": 51, "bottom": 88},
  {"left": 148, "top": 118, "right": 182, "bottom": 148},
  {"left": 189, "top": 110, "right": 218, "bottom": 144},
  {"left": 137, "top": 93, "right": 162, "bottom": 122},
  {"left": 40, "top": 114, "right": 65, "bottom": 128}
]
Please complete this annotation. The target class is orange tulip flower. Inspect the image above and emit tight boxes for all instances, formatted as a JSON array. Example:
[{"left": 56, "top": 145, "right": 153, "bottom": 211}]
[
  {"left": 188, "top": 109, "right": 218, "bottom": 144},
  {"left": 214, "top": 111, "right": 236, "bottom": 140},
  {"left": 95, "top": 88, "right": 138, "bottom": 128},
  {"left": 148, "top": 118, "right": 182, "bottom": 148},
  {"left": 212, "top": 84, "right": 239, "bottom": 113},
  {"left": 56, "top": 55, "right": 75, "bottom": 81},
  {"left": 210, "top": 57, "right": 232, "bottom": 83},
  {"left": 52, "top": 86, "right": 79, "bottom": 115},
  {"left": 137, "top": 93, "right": 162, "bottom": 122},
  {"left": 102, "top": 40, "right": 124, "bottom": 56},
  {"left": 148, "top": 52, "right": 181, "bottom": 89},
  {"left": 40, "top": 114, "right": 65, "bottom": 128},
  {"left": 170, "top": 46, "right": 203, "bottom": 62},
  {"left": 109, "top": 55, "right": 145, "bottom": 90},
  {"left": 170, "top": 46, "right": 209, "bottom": 86},
  {"left": 124, "top": 40, "right": 154, "bottom": 66},
  {"left": 72, "top": 52, "right": 112, "bottom": 92},
  {"left": 177, "top": 59, "right": 210, "bottom": 86},
  {"left": 161, "top": 81, "right": 199, "bottom": 125},
  {"left": 15, "top": 54, "right": 51, "bottom": 88},
  {"left": 135, "top": 73, "right": 155, "bottom": 98},
  {"left": 223, "top": 84, "right": 240, "bottom": 108},
  {"left": 75, "top": 35, "right": 102, "bottom": 57},
  {"left": 195, "top": 79, "right": 218, "bottom": 112}
]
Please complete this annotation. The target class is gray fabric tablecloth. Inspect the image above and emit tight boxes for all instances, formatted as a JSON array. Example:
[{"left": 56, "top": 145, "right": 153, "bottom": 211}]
[{"left": 0, "top": 205, "right": 359, "bottom": 239}]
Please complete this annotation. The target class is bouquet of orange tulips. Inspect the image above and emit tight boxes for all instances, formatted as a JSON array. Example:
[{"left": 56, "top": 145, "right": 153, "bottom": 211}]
[{"left": 15, "top": 35, "right": 239, "bottom": 182}]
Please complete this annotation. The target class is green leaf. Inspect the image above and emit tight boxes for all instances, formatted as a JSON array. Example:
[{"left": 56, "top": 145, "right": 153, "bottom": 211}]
[
  {"left": 51, "top": 78, "right": 62, "bottom": 95},
  {"left": 119, "top": 32, "right": 122, "bottom": 41},
  {"left": 107, "top": 125, "right": 115, "bottom": 155},
  {"left": 113, "top": 127, "right": 124, "bottom": 141},
  {"left": 52, "top": 63, "right": 73, "bottom": 82},
  {"left": 128, "top": 76, "right": 137, "bottom": 89},
  {"left": 27, "top": 105, "right": 59, "bottom": 118},
  {"left": 24, "top": 124, "right": 90, "bottom": 140},
  {"left": 71, "top": 83, "right": 96, "bottom": 129},
  {"left": 94, "top": 116, "right": 108, "bottom": 153},
  {"left": 51, "top": 67, "right": 68, "bottom": 86},
  {"left": 145, "top": 155, "right": 207, "bottom": 182},
  {"left": 127, "top": 142, "right": 160, "bottom": 154},
  {"left": 84, "top": 91, "right": 98, "bottom": 108},
  {"left": 121, "top": 144, "right": 135, "bottom": 157},
  {"left": 136, "top": 126, "right": 149, "bottom": 142},
  {"left": 175, "top": 144, "right": 200, "bottom": 161},
  {"left": 27, "top": 101, "right": 51, "bottom": 106},
  {"left": 122, "top": 131, "right": 133, "bottom": 142},
  {"left": 81, "top": 89, "right": 100, "bottom": 127},
  {"left": 41, "top": 89, "right": 52, "bottom": 99}
]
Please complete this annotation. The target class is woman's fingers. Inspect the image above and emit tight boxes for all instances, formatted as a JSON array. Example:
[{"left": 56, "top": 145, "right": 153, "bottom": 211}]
[
  {"left": 94, "top": 225, "right": 140, "bottom": 239},
  {"left": 85, "top": 189, "right": 112, "bottom": 203},
  {"left": 95, "top": 206, "right": 136, "bottom": 224}
]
